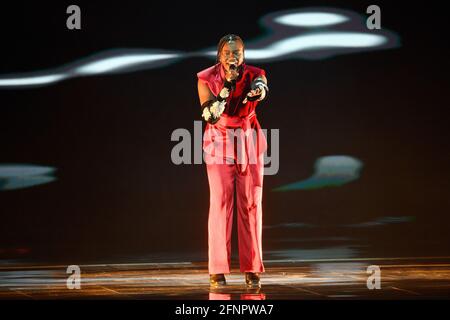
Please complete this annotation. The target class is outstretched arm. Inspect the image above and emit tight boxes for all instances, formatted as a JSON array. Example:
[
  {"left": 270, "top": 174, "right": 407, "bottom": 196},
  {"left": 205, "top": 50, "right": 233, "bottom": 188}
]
[{"left": 243, "top": 75, "right": 268, "bottom": 104}]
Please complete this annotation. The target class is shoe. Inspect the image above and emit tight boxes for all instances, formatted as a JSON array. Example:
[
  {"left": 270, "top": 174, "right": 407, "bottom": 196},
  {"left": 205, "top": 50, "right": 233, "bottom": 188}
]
[
  {"left": 210, "top": 274, "right": 226, "bottom": 287},
  {"left": 245, "top": 286, "right": 262, "bottom": 294},
  {"left": 245, "top": 272, "right": 261, "bottom": 288}
]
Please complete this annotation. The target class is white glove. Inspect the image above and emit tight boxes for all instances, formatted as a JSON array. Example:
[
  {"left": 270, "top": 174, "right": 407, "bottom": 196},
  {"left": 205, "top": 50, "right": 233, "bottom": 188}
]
[
  {"left": 202, "top": 106, "right": 212, "bottom": 121},
  {"left": 209, "top": 100, "right": 226, "bottom": 118},
  {"left": 218, "top": 87, "right": 230, "bottom": 100}
]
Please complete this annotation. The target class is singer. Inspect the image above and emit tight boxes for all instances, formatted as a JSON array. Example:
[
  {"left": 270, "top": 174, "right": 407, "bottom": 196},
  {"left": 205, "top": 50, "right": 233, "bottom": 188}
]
[{"left": 196, "top": 34, "right": 269, "bottom": 288}]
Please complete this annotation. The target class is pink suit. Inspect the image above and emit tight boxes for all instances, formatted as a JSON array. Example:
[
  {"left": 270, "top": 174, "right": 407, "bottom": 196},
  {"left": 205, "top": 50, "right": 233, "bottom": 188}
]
[{"left": 197, "top": 63, "right": 267, "bottom": 274}]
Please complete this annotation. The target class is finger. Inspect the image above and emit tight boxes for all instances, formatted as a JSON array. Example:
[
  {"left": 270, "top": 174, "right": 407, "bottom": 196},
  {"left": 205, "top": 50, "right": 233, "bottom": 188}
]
[{"left": 243, "top": 97, "right": 247, "bottom": 104}]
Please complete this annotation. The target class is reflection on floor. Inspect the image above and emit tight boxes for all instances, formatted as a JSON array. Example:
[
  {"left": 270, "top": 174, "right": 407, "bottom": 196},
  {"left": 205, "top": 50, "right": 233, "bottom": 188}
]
[{"left": 1, "top": 257, "right": 450, "bottom": 299}]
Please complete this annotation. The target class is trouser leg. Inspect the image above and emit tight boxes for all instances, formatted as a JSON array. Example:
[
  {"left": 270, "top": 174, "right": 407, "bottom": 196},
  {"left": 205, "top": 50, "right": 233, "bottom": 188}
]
[
  {"left": 206, "top": 154, "right": 236, "bottom": 275},
  {"left": 236, "top": 155, "right": 265, "bottom": 273}
]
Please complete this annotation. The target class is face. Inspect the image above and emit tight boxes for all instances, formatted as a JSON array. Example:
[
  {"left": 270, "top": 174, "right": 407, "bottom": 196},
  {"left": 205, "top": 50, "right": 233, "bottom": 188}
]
[{"left": 219, "top": 41, "right": 244, "bottom": 72}]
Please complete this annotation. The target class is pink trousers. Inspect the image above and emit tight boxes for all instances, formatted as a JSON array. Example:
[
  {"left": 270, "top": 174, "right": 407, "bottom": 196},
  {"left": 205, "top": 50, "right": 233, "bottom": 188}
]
[{"left": 204, "top": 112, "right": 267, "bottom": 275}]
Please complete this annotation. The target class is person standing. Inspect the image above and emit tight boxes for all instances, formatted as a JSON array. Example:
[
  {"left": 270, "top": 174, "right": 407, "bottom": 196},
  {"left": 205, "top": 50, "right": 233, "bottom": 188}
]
[{"left": 197, "top": 34, "right": 269, "bottom": 288}]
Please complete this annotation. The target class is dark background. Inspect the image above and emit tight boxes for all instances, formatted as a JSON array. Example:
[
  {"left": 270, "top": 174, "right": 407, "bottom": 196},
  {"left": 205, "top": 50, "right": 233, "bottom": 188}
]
[{"left": 0, "top": 1, "right": 449, "bottom": 264}]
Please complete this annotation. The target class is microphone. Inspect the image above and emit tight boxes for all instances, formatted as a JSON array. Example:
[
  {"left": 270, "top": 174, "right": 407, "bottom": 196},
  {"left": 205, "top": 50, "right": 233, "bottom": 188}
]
[{"left": 228, "top": 63, "right": 238, "bottom": 89}]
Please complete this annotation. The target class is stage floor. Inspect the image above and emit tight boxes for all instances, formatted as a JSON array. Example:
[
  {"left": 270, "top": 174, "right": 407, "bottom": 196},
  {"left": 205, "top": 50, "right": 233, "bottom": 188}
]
[{"left": 1, "top": 257, "right": 450, "bottom": 300}]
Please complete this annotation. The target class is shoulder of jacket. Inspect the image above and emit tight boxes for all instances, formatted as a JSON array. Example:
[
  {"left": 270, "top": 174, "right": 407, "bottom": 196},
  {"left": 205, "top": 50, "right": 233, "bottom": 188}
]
[{"left": 197, "top": 64, "right": 219, "bottom": 81}]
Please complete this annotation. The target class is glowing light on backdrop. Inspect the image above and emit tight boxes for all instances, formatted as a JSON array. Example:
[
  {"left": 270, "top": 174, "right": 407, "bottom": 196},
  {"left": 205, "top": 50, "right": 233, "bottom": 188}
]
[
  {"left": 0, "top": 7, "right": 399, "bottom": 89},
  {"left": 273, "top": 12, "right": 349, "bottom": 27},
  {"left": 0, "top": 74, "right": 67, "bottom": 87},
  {"left": 273, "top": 155, "right": 363, "bottom": 191},
  {"left": 0, "top": 164, "right": 57, "bottom": 191},
  {"left": 242, "top": 32, "right": 387, "bottom": 60},
  {"left": 75, "top": 52, "right": 180, "bottom": 75},
  {"left": 343, "top": 216, "right": 414, "bottom": 227}
]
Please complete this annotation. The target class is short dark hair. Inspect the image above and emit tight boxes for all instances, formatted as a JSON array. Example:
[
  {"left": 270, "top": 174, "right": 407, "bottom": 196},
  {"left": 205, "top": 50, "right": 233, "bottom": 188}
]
[{"left": 216, "top": 34, "right": 245, "bottom": 63}]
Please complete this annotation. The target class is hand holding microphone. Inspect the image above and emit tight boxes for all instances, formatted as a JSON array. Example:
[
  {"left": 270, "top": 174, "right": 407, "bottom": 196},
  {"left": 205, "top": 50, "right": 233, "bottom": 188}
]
[
  {"left": 202, "top": 62, "right": 240, "bottom": 124},
  {"left": 218, "top": 62, "right": 238, "bottom": 102},
  {"left": 226, "top": 62, "right": 239, "bottom": 82}
]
